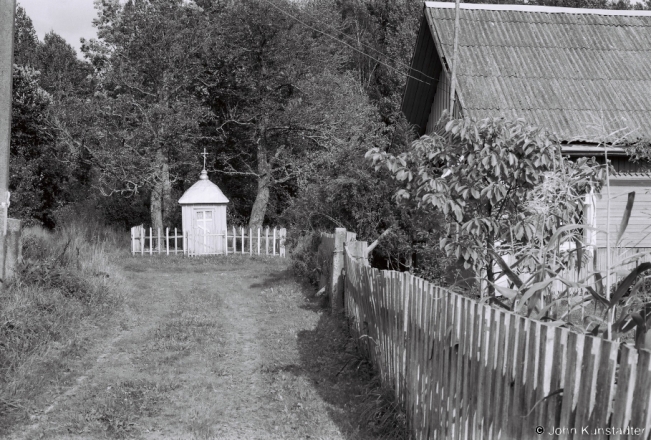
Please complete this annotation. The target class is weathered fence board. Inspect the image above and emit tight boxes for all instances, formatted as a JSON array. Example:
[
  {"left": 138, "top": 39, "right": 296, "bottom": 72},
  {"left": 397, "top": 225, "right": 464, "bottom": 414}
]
[{"left": 335, "top": 233, "right": 651, "bottom": 440}]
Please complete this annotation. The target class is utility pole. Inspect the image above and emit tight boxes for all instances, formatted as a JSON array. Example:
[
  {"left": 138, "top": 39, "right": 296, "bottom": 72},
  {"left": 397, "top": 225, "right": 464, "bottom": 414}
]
[
  {"left": 0, "top": 0, "right": 22, "bottom": 283},
  {"left": 0, "top": 0, "right": 15, "bottom": 217},
  {"left": 449, "top": 0, "right": 461, "bottom": 115}
]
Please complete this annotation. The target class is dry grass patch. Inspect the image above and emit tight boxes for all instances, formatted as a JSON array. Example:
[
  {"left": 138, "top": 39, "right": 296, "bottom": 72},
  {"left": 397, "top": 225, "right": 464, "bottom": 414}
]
[
  {"left": 0, "top": 221, "right": 125, "bottom": 434},
  {"left": 64, "top": 379, "right": 178, "bottom": 438}
]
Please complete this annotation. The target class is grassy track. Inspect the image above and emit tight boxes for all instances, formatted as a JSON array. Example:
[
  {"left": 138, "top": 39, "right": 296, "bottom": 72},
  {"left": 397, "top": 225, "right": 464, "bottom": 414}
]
[{"left": 9, "top": 254, "right": 402, "bottom": 440}]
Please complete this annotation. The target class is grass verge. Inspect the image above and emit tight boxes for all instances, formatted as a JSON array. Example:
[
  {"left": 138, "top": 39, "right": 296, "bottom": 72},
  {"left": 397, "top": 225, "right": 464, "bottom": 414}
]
[{"left": 0, "top": 220, "right": 125, "bottom": 434}]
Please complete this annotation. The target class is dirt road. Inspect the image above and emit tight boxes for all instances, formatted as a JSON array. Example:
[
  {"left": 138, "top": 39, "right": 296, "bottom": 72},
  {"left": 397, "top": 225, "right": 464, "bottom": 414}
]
[{"left": 10, "top": 255, "right": 384, "bottom": 440}]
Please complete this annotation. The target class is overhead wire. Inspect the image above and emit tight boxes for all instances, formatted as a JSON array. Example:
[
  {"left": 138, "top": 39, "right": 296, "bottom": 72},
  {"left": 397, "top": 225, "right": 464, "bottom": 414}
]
[
  {"left": 258, "top": 0, "right": 433, "bottom": 86},
  {"left": 281, "top": 0, "right": 438, "bottom": 81}
]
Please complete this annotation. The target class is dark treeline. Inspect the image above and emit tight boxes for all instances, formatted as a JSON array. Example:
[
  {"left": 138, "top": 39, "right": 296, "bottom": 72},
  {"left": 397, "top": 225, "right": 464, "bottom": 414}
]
[{"left": 10, "top": 0, "right": 647, "bottom": 279}]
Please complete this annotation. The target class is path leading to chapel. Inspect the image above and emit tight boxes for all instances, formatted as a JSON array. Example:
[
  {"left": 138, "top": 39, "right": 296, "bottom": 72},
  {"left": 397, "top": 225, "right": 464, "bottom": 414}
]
[{"left": 11, "top": 256, "right": 377, "bottom": 440}]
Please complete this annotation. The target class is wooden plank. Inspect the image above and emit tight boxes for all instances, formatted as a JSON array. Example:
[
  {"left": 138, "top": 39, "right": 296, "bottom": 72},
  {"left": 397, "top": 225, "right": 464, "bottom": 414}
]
[
  {"left": 472, "top": 304, "right": 488, "bottom": 437},
  {"left": 241, "top": 227, "right": 244, "bottom": 254},
  {"left": 257, "top": 227, "right": 260, "bottom": 255},
  {"left": 488, "top": 309, "right": 507, "bottom": 439},
  {"left": 423, "top": 281, "right": 434, "bottom": 439},
  {"left": 439, "top": 289, "right": 453, "bottom": 437},
  {"left": 510, "top": 318, "right": 530, "bottom": 439},
  {"left": 533, "top": 324, "right": 551, "bottom": 434},
  {"left": 628, "top": 349, "right": 651, "bottom": 437},
  {"left": 499, "top": 313, "right": 519, "bottom": 439},
  {"left": 428, "top": 289, "right": 447, "bottom": 438},
  {"left": 610, "top": 345, "right": 637, "bottom": 440},
  {"left": 559, "top": 332, "right": 581, "bottom": 440},
  {"left": 544, "top": 328, "right": 566, "bottom": 435},
  {"left": 588, "top": 339, "right": 617, "bottom": 440},
  {"left": 224, "top": 230, "right": 228, "bottom": 256},
  {"left": 469, "top": 299, "right": 485, "bottom": 438},
  {"left": 174, "top": 227, "right": 178, "bottom": 254},
  {"left": 402, "top": 272, "right": 411, "bottom": 410},
  {"left": 572, "top": 336, "right": 596, "bottom": 437},
  {"left": 452, "top": 295, "right": 466, "bottom": 440},
  {"left": 424, "top": 283, "right": 437, "bottom": 439},
  {"left": 249, "top": 228, "right": 252, "bottom": 255},
  {"left": 408, "top": 272, "right": 419, "bottom": 437},
  {"left": 481, "top": 306, "right": 501, "bottom": 438},
  {"left": 448, "top": 292, "right": 461, "bottom": 440},
  {"left": 266, "top": 227, "right": 269, "bottom": 255},
  {"left": 519, "top": 320, "right": 540, "bottom": 437},
  {"left": 388, "top": 272, "right": 394, "bottom": 392},
  {"left": 273, "top": 227, "right": 277, "bottom": 255},
  {"left": 149, "top": 227, "right": 153, "bottom": 255}
]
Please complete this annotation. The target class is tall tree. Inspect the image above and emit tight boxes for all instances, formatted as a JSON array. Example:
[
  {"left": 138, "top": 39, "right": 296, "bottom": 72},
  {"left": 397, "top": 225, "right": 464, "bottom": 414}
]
[
  {"left": 38, "top": 32, "right": 93, "bottom": 98},
  {"left": 13, "top": 5, "right": 39, "bottom": 68},
  {"left": 82, "top": 0, "right": 212, "bottom": 230},
  {"left": 200, "top": 0, "right": 378, "bottom": 228}
]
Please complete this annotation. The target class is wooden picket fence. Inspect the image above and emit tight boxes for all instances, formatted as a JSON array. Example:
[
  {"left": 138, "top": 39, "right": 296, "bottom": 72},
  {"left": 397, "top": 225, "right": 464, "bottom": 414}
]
[
  {"left": 319, "top": 229, "right": 651, "bottom": 439},
  {"left": 130, "top": 225, "right": 287, "bottom": 257}
]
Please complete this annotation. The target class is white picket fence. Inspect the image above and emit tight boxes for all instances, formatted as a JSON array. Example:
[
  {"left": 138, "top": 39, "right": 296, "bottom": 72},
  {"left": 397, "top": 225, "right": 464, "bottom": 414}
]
[{"left": 130, "top": 225, "right": 287, "bottom": 257}]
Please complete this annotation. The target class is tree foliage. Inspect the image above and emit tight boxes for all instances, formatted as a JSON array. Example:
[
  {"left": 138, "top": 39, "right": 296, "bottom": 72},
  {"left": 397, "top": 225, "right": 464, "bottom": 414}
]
[
  {"left": 368, "top": 115, "right": 605, "bottom": 294},
  {"left": 80, "top": 0, "right": 213, "bottom": 229}
]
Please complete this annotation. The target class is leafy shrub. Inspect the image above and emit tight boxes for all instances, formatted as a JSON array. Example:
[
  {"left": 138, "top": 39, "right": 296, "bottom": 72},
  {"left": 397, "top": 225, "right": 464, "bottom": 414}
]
[{"left": 288, "top": 232, "right": 321, "bottom": 287}]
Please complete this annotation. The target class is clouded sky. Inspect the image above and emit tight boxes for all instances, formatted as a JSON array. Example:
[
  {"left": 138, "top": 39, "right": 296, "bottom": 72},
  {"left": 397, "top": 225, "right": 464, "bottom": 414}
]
[{"left": 17, "top": 0, "right": 98, "bottom": 56}]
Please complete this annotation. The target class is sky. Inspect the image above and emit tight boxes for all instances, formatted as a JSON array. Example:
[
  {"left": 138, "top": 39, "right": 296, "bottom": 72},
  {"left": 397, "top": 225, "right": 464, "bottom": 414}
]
[{"left": 17, "top": 0, "right": 99, "bottom": 57}]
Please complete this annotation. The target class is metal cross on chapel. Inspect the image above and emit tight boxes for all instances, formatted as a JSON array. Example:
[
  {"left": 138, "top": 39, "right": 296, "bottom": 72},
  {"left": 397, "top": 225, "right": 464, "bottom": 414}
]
[{"left": 201, "top": 147, "right": 208, "bottom": 170}]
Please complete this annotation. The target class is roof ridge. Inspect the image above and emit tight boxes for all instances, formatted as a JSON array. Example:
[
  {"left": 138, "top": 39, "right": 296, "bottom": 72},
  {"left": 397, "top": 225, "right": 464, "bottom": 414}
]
[{"left": 424, "top": 1, "right": 651, "bottom": 17}]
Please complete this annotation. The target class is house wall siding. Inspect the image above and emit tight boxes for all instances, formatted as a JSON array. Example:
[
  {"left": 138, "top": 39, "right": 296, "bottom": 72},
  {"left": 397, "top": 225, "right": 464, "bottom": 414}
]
[{"left": 594, "top": 182, "right": 651, "bottom": 248}]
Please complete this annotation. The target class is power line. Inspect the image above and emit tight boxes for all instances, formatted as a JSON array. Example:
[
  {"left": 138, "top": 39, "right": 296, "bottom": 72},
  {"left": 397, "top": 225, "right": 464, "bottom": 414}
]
[
  {"left": 258, "top": 0, "right": 432, "bottom": 86},
  {"left": 289, "top": 1, "right": 438, "bottom": 82}
]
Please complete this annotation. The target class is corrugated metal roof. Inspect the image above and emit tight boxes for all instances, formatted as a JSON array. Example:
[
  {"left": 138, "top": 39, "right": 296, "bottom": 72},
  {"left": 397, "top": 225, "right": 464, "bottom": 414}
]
[
  {"left": 178, "top": 171, "right": 229, "bottom": 205},
  {"left": 424, "top": 2, "right": 651, "bottom": 142}
]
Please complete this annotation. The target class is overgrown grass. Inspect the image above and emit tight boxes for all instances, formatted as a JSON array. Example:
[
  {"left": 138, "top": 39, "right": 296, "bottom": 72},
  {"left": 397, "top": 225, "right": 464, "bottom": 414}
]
[
  {"left": 0, "top": 219, "right": 126, "bottom": 433},
  {"left": 288, "top": 231, "right": 321, "bottom": 287}
]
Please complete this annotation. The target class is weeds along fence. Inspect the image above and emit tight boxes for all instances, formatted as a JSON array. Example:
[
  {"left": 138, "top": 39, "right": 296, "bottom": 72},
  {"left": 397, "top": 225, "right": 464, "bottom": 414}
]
[
  {"left": 319, "top": 228, "right": 651, "bottom": 440},
  {"left": 130, "top": 225, "right": 287, "bottom": 257},
  {"left": 552, "top": 247, "right": 651, "bottom": 296}
]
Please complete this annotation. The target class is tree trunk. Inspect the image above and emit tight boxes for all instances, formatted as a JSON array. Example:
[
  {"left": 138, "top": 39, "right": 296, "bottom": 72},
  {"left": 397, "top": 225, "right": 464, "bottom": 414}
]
[
  {"left": 150, "top": 181, "right": 163, "bottom": 232},
  {"left": 249, "top": 122, "right": 271, "bottom": 229},
  {"left": 150, "top": 149, "right": 170, "bottom": 248},
  {"left": 161, "top": 156, "right": 172, "bottom": 225}
]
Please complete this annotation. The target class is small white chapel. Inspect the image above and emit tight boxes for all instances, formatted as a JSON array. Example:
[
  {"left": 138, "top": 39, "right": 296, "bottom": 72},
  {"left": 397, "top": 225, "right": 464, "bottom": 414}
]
[{"left": 178, "top": 150, "right": 229, "bottom": 255}]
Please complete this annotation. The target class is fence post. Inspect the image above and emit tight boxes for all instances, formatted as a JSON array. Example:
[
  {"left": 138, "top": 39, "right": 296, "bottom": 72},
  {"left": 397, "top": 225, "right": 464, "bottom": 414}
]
[
  {"left": 266, "top": 227, "right": 269, "bottom": 255},
  {"left": 166, "top": 227, "right": 169, "bottom": 256},
  {"left": 257, "top": 228, "right": 261, "bottom": 255},
  {"left": 249, "top": 228, "right": 253, "bottom": 255},
  {"left": 273, "top": 227, "right": 277, "bottom": 255},
  {"left": 224, "top": 230, "right": 228, "bottom": 256},
  {"left": 149, "top": 227, "right": 153, "bottom": 255},
  {"left": 241, "top": 227, "right": 244, "bottom": 254},
  {"left": 279, "top": 228, "right": 286, "bottom": 258},
  {"left": 331, "top": 228, "right": 346, "bottom": 312},
  {"left": 174, "top": 227, "right": 177, "bottom": 254}
]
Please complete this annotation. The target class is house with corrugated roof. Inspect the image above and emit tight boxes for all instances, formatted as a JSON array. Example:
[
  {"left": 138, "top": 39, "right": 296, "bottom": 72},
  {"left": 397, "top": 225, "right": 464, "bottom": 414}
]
[{"left": 403, "top": 1, "right": 651, "bottom": 249}]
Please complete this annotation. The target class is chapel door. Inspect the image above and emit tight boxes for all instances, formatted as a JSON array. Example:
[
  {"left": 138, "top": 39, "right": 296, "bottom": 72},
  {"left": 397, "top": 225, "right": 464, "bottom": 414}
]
[{"left": 194, "top": 209, "right": 214, "bottom": 254}]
